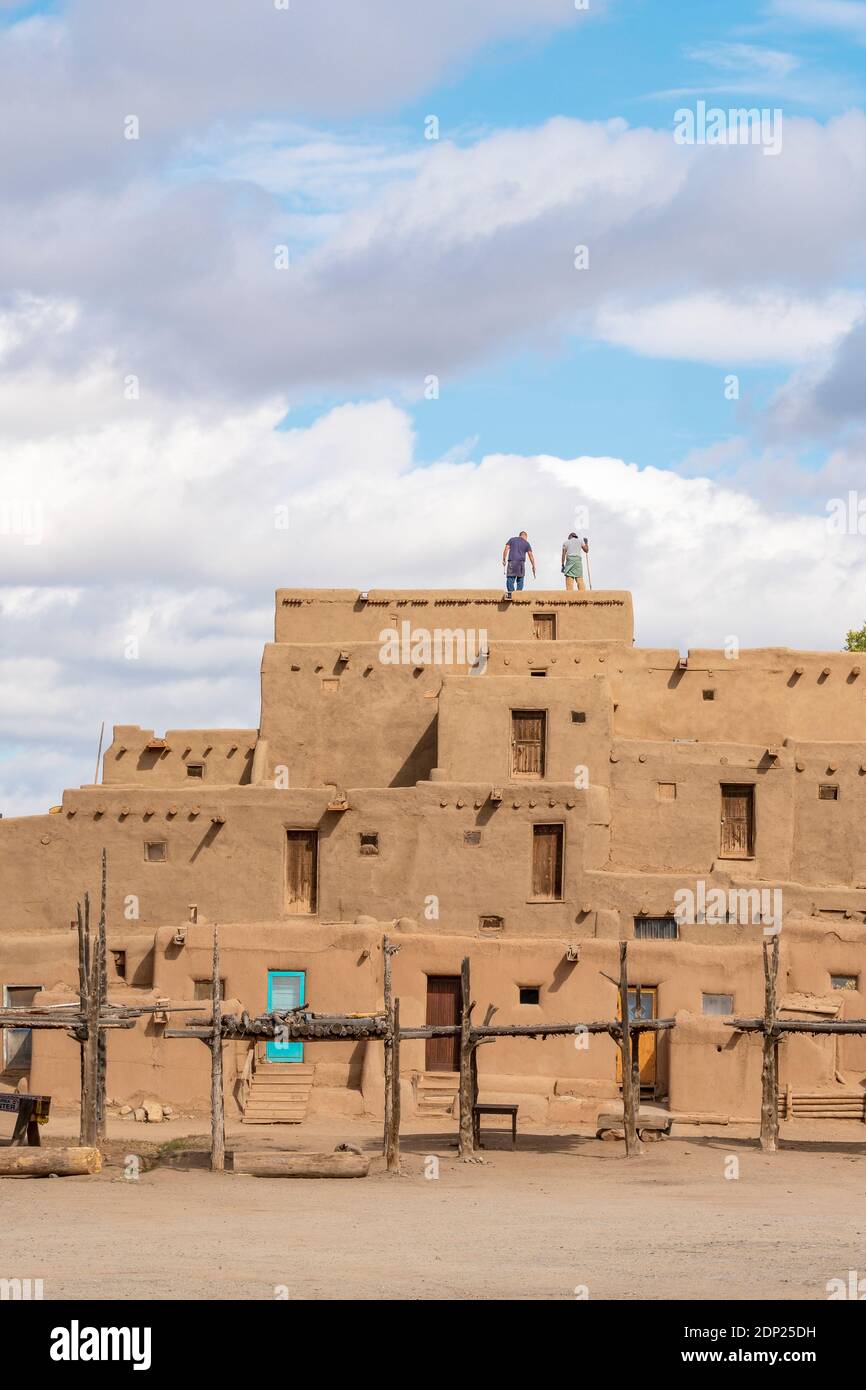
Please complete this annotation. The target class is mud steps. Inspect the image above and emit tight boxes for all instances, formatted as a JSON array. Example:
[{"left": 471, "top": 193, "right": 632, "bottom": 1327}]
[
  {"left": 242, "top": 1063, "right": 314, "bottom": 1124},
  {"left": 414, "top": 1071, "right": 459, "bottom": 1117}
]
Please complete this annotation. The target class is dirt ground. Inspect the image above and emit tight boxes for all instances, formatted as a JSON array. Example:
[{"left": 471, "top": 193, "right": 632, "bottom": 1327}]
[{"left": 2, "top": 1112, "right": 865, "bottom": 1301}]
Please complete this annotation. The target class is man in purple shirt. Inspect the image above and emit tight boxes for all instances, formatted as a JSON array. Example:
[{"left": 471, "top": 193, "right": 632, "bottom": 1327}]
[{"left": 502, "top": 531, "right": 536, "bottom": 595}]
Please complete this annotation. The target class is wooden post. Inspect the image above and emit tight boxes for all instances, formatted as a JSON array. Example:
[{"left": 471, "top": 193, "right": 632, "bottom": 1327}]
[
  {"left": 210, "top": 926, "right": 225, "bottom": 1172},
  {"left": 619, "top": 942, "right": 643, "bottom": 1157},
  {"left": 385, "top": 998, "right": 401, "bottom": 1172},
  {"left": 382, "top": 935, "right": 394, "bottom": 1159},
  {"left": 80, "top": 892, "right": 99, "bottom": 1147},
  {"left": 457, "top": 956, "right": 474, "bottom": 1159},
  {"left": 760, "top": 934, "right": 780, "bottom": 1154},
  {"left": 95, "top": 851, "right": 108, "bottom": 1141}
]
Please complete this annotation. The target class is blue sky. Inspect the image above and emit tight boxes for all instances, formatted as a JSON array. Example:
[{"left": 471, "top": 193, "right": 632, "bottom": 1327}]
[{"left": 1, "top": 0, "right": 866, "bottom": 812}]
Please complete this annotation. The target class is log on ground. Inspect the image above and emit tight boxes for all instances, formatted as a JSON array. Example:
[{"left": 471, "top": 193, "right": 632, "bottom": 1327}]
[
  {"left": 231, "top": 1151, "right": 370, "bottom": 1178},
  {"left": 0, "top": 1147, "right": 102, "bottom": 1177}
]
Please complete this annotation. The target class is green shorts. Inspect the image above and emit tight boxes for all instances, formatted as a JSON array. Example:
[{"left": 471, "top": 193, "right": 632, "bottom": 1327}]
[{"left": 564, "top": 555, "right": 583, "bottom": 579}]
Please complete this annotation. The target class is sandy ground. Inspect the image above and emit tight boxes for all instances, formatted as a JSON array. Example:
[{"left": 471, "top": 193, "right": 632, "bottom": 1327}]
[{"left": 2, "top": 1112, "right": 865, "bottom": 1301}]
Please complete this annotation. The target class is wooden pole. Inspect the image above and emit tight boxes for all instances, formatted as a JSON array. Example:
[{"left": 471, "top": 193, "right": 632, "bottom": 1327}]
[
  {"left": 80, "top": 892, "right": 99, "bottom": 1147},
  {"left": 382, "top": 935, "right": 394, "bottom": 1159},
  {"left": 619, "top": 942, "right": 643, "bottom": 1157},
  {"left": 95, "top": 851, "right": 108, "bottom": 1142},
  {"left": 210, "top": 926, "right": 225, "bottom": 1172},
  {"left": 0, "top": 1147, "right": 102, "bottom": 1177},
  {"left": 385, "top": 997, "right": 401, "bottom": 1172},
  {"left": 760, "top": 934, "right": 780, "bottom": 1154},
  {"left": 457, "top": 956, "right": 475, "bottom": 1159}
]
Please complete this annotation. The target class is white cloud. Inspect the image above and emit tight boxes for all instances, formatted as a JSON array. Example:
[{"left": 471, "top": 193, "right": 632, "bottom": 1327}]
[
  {"left": 769, "top": 0, "right": 866, "bottom": 40},
  {"left": 2, "top": 391, "right": 863, "bottom": 815}
]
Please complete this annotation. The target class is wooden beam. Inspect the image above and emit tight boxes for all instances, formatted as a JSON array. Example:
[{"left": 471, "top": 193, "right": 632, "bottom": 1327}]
[
  {"left": 232, "top": 1152, "right": 370, "bottom": 1179},
  {"left": 619, "top": 942, "right": 643, "bottom": 1157},
  {"left": 382, "top": 934, "right": 394, "bottom": 1163},
  {"left": 760, "top": 935, "right": 780, "bottom": 1154},
  {"left": 385, "top": 997, "right": 401, "bottom": 1173},
  {"left": 80, "top": 891, "right": 98, "bottom": 1148},
  {"left": 210, "top": 926, "right": 225, "bottom": 1173},
  {"left": 0, "top": 1147, "right": 102, "bottom": 1177},
  {"left": 457, "top": 956, "right": 475, "bottom": 1159},
  {"left": 95, "top": 850, "right": 108, "bottom": 1142}
]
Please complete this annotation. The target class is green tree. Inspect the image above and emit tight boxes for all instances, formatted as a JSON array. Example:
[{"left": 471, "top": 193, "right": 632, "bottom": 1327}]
[{"left": 844, "top": 621, "right": 866, "bottom": 652}]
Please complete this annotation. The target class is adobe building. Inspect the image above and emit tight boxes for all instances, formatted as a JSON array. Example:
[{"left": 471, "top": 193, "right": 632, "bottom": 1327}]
[{"left": 2, "top": 588, "right": 866, "bottom": 1127}]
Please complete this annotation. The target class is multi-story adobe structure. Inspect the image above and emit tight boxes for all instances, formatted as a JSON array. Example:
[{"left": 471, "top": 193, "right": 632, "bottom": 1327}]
[{"left": 2, "top": 588, "right": 865, "bottom": 1126}]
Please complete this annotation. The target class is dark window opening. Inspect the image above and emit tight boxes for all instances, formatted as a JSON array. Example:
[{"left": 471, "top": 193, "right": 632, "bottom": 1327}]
[
  {"left": 819, "top": 784, "right": 839, "bottom": 800},
  {"left": 359, "top": 832, "right": 379, "bottom": 855},
  {"left": 463, "top": 830, "right": 481, "bottom": 846},
  {"left": 831, "top": 974, "right": 858, "bottom": 991},
  {"left": 144, "top": 841, "right": 167, "bottom": 862},
  {"left": 702, "top": 689, "right": 715, "bottom": 701},
  {"left": 634, "top": 916, "right": 679, "bottom": 941},
  {"left": 186, "top": 763, "right": 204, "bottom": 779},
  {"left": 571, "top": 711, "right": 586, "bottom": 723},
  {"left": 111, "top": 950, "right": 127, "bottom": 980},
  {"left": 519, "top": 986, "right": 541, "bottom": 1005},
  {"left": 478, "top": 915, "right": 504, "bottom": 934}
]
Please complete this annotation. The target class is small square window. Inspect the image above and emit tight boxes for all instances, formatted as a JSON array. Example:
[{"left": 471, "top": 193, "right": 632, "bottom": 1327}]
[
  {"left": 193, "top": 978, "right": 226, "bottom": 1000},
  {"left": 519, "top": 986, "right": 541, "bottom": 1005},
  {"left": 831, "top": 974, "right": 858, "bottom": 991},
  {"left": 186, "top": 763, "right": 204, "bottom": 779},
  {"left": 634, "top": 916, "right": 678, "bottom": 940},
  {"left": 359, "top": 833, "right": 379, "bottom": 856},
  {"left": 702, "top": 689, "right": 715, "bottom": 701},
  {"left": 478, "top": 915, "right": 504, "bottom": 934},
  {"left": 702, "top": 992, "right": 734, "bottom": 1015},
  {"left": 571, "top": 711, "right": 586, "bottom": 723},
  {"left": 657, "top": 783, "right": 677, "bottom": 801},
  {"left": 819, "top": 784, "right": 839, "bottom": 800},
  {"left": 144, "top": 841, "right": 167, "bottom": 862},
  {"left": 463, "top": 830, "right": 482, "bottom": 846}
]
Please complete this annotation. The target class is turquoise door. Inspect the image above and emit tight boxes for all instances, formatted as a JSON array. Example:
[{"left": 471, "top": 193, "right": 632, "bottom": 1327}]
[{"left": 267, "top": 970, "right": 305, "bottom": 1062}]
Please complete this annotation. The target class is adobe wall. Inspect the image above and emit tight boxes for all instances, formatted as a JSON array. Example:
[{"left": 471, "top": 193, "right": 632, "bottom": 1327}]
[{"left": 102, "top": 727, "right": 257, "bottom": 787}]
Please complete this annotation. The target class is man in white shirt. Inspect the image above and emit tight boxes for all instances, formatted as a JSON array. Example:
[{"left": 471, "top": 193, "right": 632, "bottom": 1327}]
[{"left": 561, "top": 532, "right": 589, "bottom": 590}]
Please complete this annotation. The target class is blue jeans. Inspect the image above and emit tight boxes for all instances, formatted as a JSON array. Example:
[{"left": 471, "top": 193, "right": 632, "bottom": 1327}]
[{"left": 506, "top": 572, "right": 525, "bottom": 592}]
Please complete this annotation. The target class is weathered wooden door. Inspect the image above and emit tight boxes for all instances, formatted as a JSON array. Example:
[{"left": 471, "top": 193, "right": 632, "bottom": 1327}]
[
  {"left": 533, "top": 613, "right": 556, "bottom": 640},
  {"left": 511, "top": 710, "right": 546, "bottom": 778},
  {"left": 286, "top": 830, "right": 317, "bottom": 914},
  {"left": 616, "top": 987, "right": 658, "bottom": 1089},
  {"left": 720, "top": 785, "right": 754, "bottom": 858},
  {"left": 531, "top": 823, "right": 563, "bottom": 900},
  {"left": 425, "top": 976, "right": 460, "bottom": 1071}
]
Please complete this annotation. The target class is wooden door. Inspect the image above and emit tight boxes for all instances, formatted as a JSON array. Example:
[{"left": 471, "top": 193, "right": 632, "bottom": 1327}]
[
  {"left": 616, "top": 987, "right": 658, "bottom": 1089},
  {"left": 425, "top": 976, "right": 460, "bottom": 1071},
  {"left": 511, "top": 710, "right": 545, "bottom": 778},
  {"left": 266, "top": 971, "right": 305, "bottom": 1062},
  {"left": 720, "top": 785, "right": 754, "bottom": 858},
  {"left": 531, "top": 824, "right": 563, "bottom": 900},
  {"left": 533, "top": 613, "right": 556, "bottom": 640},
  {"left": 286, "top": 830, "right": 317, "bottom": 914}
]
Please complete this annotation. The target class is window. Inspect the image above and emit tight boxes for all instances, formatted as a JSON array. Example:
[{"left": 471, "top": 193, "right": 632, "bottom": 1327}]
[
  {"left": 478, "top": 915, "right": 504, "bottom": 934},
  {"left": 657, "top": 783, "right": 676, "bottom": 801},
  {"left": 186, "top": 763, "right": 204, "bottom": 779},
  {"left": 530, "top": 670, "right": 548, "bottom": 677},
  {"left": 144, "top": 841, "right": 167, "bottom": 862},
  {"left": 463, "top": 830, "right": 481, "bottom": 846},
  {"left": 3, "top": 986, "right": 40, "bottom": 1070},
  {"left": 531, "top": 824, "right": 563, "bottom": 900},
  {"left": 702, "top": 689, "right": 715, "bottom": 701},
  {"left": 819, "top": 784, "right": 839, "bottom": 800},
  {"left": 571, "top": 711, "right": 586, "bottom": 723},
  {"left": 111, "top": 950, "right": 127, "bottom": 980},
  {"left": 519, "top": 986, "right": 541, "bottom": 1005},
  {"left": 634, "top": 916, "right": 678, "bottom": 940},
  {"left": 831, "top": 974, "right": 858, "bottom": 991},
  {"left": 702, "top": 993, "right": 734, "bottom": 1015},
  {"left": 193, "top": 978, "right": 226, "bottom": 1000},
  {"left": 512, "top": 710, "right": 546, "bottom": 778},
  {"left": 533, "top": 613, "right": 556, "bottom": 640},
  {"left": 720, "top": 784, "right": 754, "bottom": 858},
  {"left": 359, "top": 833, "right": 379, "bottom": 856}
]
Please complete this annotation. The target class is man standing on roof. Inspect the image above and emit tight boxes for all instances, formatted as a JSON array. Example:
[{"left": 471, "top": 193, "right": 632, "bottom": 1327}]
[
  {"left": 561, "top": 532, "right": 589, "bottom": 590},
  {"left": 502, "top": 531, "right": 536, "bottom": 596}
]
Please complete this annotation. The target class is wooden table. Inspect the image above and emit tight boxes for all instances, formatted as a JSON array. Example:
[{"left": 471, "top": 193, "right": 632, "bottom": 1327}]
[
  {"left": 473, "top": 1102, "right": 518, "bottom": 1149},
  {"left": 0, "top": 1094, "right": 51, "bottom": 1147}
]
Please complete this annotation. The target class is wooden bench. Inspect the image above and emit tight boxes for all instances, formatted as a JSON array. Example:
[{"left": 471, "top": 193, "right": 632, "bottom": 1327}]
[
  {"left": 472, "top": 1102, "right": 518, "bottom": 1149},
  {"left": 0, "top": 1094, "right": 51, "bottom": 1147}
]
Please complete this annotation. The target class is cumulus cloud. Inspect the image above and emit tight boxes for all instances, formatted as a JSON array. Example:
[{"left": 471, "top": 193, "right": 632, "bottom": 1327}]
[{"left": 2, "top": 391, "right": 863, "bottom": 815}]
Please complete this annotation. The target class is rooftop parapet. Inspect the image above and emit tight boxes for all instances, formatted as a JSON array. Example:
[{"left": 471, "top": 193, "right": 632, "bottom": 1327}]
[{"left": 274, "top": 588, "right": 635, "bottom": 645}]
